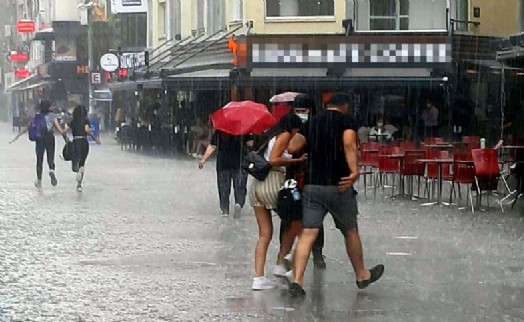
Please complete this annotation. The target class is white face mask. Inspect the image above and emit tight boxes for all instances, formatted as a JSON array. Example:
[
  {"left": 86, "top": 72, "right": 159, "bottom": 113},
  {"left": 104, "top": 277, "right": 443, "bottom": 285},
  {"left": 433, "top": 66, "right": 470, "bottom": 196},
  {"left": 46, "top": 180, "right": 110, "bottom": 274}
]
[{"left": 296, "top": 113, "right": 309, "bottom": 123}]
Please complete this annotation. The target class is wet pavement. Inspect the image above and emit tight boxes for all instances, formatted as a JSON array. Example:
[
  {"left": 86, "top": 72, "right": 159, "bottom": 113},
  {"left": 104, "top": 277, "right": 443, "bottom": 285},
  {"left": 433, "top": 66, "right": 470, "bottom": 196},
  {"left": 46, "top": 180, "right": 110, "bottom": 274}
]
[{"left": 1, "top": 122, "right": 524, "bottom": 321}]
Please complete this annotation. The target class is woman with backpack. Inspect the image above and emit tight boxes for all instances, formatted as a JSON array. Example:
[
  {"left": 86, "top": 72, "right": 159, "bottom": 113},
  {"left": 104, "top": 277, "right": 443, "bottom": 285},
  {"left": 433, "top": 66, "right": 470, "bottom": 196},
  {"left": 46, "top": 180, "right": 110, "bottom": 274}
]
[
  {"left": 63, "top": 105, "right": 101, "bottom": 192},
  {"left": 9, "top": 101, "right": 66, "bottom": 188},
  {"left": 249, "top": 113, "right": 306, "bottom": 290}
]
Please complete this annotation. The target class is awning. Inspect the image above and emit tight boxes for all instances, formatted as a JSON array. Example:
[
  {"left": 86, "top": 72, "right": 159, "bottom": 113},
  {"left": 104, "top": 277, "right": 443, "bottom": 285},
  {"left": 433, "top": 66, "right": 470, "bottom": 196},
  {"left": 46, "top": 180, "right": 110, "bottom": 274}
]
[
  {"left": 496, "top": 47, "right": 524, "bottom": 61},
  {"left": 164, "top": 69, "right": 231, "bottom": 90},
  {"left": 108, "top": 78, "right": 162, "bottom": 91},
  {"left": 6, "top": 74, "right": 39, "bottom": 92},
  {"left": 94, "top": 89, "right": 113, "bottom": 101},
  {"left": 464, "top": 59, "right": 521, "bottom": 70}
]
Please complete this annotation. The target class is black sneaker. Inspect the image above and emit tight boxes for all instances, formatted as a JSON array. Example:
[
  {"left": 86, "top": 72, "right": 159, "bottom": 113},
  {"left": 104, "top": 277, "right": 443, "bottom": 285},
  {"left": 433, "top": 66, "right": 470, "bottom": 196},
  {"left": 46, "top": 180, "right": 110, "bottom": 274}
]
[
  {"left": 289, "top": 283, "right": 306, "bottom": 298},
  {"left": 49, "top": 172, "right": 58, "bottom": 186},
  {"left": 312, "top": 252, "right": 327, "bottom": 269},
  {"left": 356, "top": 264, "right": 385, "bottom": 290}
]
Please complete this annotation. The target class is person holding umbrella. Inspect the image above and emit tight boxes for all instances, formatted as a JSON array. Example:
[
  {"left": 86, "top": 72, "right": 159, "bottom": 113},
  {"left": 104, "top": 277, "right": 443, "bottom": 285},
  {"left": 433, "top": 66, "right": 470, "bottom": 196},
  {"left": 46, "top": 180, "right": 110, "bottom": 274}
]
[
  {"left": 198, "top": 101, "right": 273, "bottom": 217},
  {"left": 199, "top": 130, "right": 251, "bottom": 218}
]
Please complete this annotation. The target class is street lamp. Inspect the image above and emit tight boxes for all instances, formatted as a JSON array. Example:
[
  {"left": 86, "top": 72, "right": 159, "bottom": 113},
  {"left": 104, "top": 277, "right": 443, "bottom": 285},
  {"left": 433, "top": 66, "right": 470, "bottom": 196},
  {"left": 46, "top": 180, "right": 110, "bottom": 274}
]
[{"left": 77, "top": 1, "right": 95, "bottom": 115}]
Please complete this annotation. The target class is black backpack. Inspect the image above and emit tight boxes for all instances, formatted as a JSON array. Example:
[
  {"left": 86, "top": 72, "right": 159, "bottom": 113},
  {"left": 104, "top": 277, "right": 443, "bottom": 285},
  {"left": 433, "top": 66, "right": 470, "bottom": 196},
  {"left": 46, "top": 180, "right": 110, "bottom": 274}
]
[{"left": 277, "top": 180, "right": 302, "bottom": 222}]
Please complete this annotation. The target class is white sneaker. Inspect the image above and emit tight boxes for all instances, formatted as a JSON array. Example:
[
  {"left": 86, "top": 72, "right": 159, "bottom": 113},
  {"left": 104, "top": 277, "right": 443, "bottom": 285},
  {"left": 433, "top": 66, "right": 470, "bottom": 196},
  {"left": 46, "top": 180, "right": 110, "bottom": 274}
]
[
  {"left": 35, "top": 180, "right": 42, "bottom": 189},
  {"left": 252, "top": 276, "right": 275, "bottom": 290},
  {"left": 284, "top": 270, "right": 294, "bottom": 284},
  {"left": 76, "top": 167, "right": 84, "bottom": 183},
  {"left": 273, "top": 265, "right": 288, "bottom": 277},
  {"left": 233, "top": 204, "right": 242, "bottom": 219}
]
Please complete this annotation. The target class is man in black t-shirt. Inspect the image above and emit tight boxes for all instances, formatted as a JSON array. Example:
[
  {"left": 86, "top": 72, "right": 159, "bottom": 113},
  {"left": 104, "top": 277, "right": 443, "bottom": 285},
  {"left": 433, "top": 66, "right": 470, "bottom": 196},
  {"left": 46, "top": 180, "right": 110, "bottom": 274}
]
[
  {"left": 287, "top": 92, "right": 384, "bottom": 297},
  {"left": 199, "top": 130, "right": 250, "bottom": 218}
]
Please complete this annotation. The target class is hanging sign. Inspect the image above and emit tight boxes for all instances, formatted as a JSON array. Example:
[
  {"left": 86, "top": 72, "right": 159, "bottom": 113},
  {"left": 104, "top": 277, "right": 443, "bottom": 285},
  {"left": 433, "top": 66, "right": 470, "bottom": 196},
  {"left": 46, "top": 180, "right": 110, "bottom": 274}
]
[
  {"left": 14, "top": 68, "right": 31, "bottom": 78},
  {"left": 9, "top": 52, "right": 29, "bottom": 62},
  {"left": 100, "top": 53, "right": 119, "bottom": 72},
  {"left": 16, "top": 20, "right": 36, "bottom": 33}
]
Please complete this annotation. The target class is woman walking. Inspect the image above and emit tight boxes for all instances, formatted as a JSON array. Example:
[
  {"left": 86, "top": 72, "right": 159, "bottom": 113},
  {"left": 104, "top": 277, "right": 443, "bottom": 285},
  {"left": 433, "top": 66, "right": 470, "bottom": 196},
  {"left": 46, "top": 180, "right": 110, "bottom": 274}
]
[
  {"left": 249, "top": 113, "right": 306, "bottom": 290},
  {"left": 10, "top": 101, "right": 66, "bottom": 188},
  {"left": 64, "top": 105, "right": 101, "bottom": 192}
]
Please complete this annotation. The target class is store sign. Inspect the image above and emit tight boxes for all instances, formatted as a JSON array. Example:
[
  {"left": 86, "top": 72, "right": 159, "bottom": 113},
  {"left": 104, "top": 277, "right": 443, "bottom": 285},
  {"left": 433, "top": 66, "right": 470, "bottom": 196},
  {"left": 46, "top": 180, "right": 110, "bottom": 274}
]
[
  {"left": 14, "top": 68, "right": 31, "bottom": 78},
  {"left": 112, "top": 0, "right": 148, "bottom": 13},
  {"left": 100, "top": 53, "right": 119, "bottom": 72},
  {"left": 76, "top": 65, "right": 89, "bottom": 74},
  {"left": 120, "top": 52, "right": 146, "bottom": 69},
  {"left": 244, "top": 35, "right": 452, "bottom": 69},
  {"left": 91, "top": 72, "right": 102, "bottom": 84},
  {"left": 9, "top": 52, "right": 29, "bottom": 62},
  {"left": 16, "top": 20, "right": 36, "bottom": 33}
]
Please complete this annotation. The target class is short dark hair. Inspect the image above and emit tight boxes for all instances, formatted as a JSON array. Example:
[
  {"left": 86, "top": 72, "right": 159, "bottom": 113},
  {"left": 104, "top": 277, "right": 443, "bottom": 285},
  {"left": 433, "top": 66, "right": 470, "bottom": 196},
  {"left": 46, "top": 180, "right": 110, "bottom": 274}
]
[
  {"left": 39, "top": 100, "right": 52, "bottom": 113},
  {"left": 327, "top": 92, "right": 351, "bottom": 107}
]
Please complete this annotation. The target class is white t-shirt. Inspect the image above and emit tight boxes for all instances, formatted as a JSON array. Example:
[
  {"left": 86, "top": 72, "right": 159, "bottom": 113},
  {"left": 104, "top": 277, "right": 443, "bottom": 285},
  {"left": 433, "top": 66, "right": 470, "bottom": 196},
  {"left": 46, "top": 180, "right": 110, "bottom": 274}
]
[{"left": 264, "top": 136, "right": 292, "bottom": 171}]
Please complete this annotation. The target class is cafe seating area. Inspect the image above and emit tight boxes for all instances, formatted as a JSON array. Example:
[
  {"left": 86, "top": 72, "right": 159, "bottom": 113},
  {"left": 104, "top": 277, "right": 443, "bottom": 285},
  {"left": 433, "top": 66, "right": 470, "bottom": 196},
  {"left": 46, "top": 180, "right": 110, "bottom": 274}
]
[{"left": 359, "top": 136, "right": 524, "bottom": 212}]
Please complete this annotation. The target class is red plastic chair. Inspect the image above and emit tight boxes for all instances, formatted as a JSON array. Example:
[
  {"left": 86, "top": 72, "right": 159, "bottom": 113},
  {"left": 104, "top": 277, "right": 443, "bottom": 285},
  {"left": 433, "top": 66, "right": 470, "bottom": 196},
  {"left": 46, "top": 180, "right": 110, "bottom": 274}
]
[
  {"left": 399, "top": 141, "right": 416, "bottom": 153},
  {"left": 424, "top": 137, "right": 445, "bottom": 145},
  {"left": 401, "top": 150, "right": 425, "bottom": 197},
  {"left": 360, "top": 142, "right": 380, "bottom": 196},
  {"left": 376, "top": 146, "right": 401, "bottom": 196},
  {"left": 471, "top": 149, "right": 504, "bottom": 211},
  {"left": 448, "top": 149, "right": 475, "bottom": 211},
  {"left": 423, "top": 149, "right": 451, "bottom": 199}
]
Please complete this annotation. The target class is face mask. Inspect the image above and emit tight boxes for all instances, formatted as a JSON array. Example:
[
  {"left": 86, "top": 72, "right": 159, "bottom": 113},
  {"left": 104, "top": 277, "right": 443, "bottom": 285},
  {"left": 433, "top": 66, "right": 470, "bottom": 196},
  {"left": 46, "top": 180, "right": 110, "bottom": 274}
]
[{"left": 296, "top": 113, "right": 308, "bottom": 123}]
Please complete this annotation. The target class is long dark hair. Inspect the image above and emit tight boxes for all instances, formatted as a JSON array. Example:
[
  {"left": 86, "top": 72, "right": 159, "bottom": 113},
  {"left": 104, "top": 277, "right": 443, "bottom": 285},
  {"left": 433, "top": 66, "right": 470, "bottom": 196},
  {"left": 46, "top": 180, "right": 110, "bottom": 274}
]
[
  {"left": 255, "top": 113, "right": 302, "bottom": 150},
  {"left": 72, "top": 105, "right": 88, "bottom": 124},
  {"left": 39, "top": 100, "right": 52, "bottom": 114}
]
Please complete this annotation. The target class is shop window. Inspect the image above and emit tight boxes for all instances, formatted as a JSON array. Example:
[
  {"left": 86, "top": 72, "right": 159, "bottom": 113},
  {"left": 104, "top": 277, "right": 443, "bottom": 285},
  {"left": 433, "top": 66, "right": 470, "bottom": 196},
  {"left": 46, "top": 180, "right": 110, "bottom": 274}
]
[
  {"left": 453, "top": 0, "right": 469, "bottom": 31},
  {"left": 158, "top": 1, "right": 166, "bottom": 39},
  {"left": 171, "top": 0, "right": 182, "bottom": 38},
  {"left": 265, "top": 0, "right": 335, "bottom": 18},
  {"left": 232, "top": 0, "right": 243, "bottom": 21},
  {"left": 369, "top": 0, "right": 409, "bottom": 30},
  {"left": 207, "top": 0, "right": 225, "bottom": 34}
]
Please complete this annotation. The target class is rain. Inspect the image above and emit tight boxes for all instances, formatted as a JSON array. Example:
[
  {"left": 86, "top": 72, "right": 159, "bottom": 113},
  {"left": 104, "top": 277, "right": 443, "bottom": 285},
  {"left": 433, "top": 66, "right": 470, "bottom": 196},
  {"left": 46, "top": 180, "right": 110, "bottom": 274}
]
[{"left": 1, "top": 0, "right": 524, "bottom": 321}]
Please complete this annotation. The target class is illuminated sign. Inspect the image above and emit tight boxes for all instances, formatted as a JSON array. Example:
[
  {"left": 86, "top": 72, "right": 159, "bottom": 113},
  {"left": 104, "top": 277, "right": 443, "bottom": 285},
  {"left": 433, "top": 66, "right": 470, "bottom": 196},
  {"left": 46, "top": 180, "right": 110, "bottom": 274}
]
[
  {"left": 9, "top": 52, "right": 29, "bottom": 62},
  {"left": 14, "top": 68, "right": 31, "bottom": 78},
  {"left": 16, "top": 20, "right": 36, "bottom": 33}
]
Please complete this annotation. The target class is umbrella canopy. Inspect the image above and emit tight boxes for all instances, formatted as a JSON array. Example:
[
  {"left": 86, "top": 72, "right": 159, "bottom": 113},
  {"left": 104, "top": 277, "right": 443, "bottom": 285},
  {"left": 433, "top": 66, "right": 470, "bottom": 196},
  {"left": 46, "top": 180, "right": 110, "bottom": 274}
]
[
  {"left": 210, "top": 101, "right": 276, "bottom": 135},
  {"left": 269, "top": 92, "right": 303, "bottom": 103}
]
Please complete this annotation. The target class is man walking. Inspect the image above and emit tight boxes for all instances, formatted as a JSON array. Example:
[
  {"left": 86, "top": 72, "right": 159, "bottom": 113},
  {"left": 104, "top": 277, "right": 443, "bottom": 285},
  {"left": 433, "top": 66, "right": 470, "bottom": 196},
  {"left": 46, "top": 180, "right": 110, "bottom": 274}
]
[
  {"left": 199, "top": 130, "right": 249, "bottom": 218},
  {"left": 287, "top": 92, "right": 384, "bottom": 297}
]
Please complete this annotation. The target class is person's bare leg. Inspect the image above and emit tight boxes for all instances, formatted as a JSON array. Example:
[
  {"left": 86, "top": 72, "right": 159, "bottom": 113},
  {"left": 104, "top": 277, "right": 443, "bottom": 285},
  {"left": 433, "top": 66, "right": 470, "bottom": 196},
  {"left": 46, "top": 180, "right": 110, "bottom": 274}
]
[
  {"left": 343, "top": 227, "right": 371, "bottom": 281},
  {"left": 277, "top": 220, "right": 301, "bottom": 265},
  {"left": 293, "top": 228, "right": 319, "bottom": 285},
  {"left": 254, "top": 206, "right": 273, "bottom": 277}
]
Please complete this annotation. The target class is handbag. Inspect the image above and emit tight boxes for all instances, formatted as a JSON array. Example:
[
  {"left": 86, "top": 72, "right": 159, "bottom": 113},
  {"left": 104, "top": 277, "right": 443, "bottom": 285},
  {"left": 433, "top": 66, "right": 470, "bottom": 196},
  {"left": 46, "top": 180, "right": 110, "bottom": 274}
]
[
  {"left": 62, "top": 140, "right": 74, "bottom": 161},
  {"left": 242, "top": 136, "right": 272, "bottom": 181},
  {"left": 277, "top": 179, "right": 303, "bottom": 222}
]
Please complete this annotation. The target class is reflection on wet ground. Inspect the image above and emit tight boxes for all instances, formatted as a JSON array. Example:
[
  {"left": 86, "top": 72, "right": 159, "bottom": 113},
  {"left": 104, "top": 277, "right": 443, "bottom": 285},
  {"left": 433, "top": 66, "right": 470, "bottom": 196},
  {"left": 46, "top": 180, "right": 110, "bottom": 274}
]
[{"left": 0, "top": 124, "right": 523, "bottom": 321}]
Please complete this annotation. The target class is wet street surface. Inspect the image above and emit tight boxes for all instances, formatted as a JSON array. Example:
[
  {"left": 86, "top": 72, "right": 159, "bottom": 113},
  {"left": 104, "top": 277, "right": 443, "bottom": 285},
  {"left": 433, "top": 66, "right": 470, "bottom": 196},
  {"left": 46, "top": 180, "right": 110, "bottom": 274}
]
[{"left": 1, "top": 123, "right": 524, "bottom": 322}]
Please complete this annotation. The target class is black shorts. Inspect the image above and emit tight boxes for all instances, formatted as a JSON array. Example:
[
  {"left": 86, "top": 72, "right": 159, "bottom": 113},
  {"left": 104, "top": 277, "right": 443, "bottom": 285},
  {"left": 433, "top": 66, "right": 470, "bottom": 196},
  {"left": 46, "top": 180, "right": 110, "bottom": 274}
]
[{"left": 302, "top": 185, "right": 358, "bottom": 232}]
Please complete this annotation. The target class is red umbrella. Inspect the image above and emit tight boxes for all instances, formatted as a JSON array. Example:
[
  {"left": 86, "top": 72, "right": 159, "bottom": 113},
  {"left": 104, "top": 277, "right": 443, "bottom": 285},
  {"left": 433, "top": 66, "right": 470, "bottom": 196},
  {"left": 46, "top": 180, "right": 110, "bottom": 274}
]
[{"left": 210, "top": 101, "right": 276, "bottom": 135}]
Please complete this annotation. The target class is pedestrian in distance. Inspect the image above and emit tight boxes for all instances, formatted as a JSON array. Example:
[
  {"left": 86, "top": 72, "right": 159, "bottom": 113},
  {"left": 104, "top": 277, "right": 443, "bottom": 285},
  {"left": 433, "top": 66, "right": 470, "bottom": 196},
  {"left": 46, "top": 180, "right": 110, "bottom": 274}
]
[
  {"left": 287, "top": 92, "right": 384, "bottom": 297},
  {"left": 248, "top": 113, "right": 306, "bottom": 291},
  {"left": 63, "top": 105, "right": 101, "bottom": 192},
  {"left": 9, "top": 100, "right": 67, "bottom": 189},
  {"left": 199, "top": 130, "right": 251, "bottom": 218}
]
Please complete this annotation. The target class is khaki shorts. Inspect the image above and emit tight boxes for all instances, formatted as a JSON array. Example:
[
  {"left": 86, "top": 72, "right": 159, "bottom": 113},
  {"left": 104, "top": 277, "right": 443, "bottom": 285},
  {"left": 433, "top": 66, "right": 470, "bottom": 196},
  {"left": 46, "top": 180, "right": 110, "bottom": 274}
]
[{"left": 249, "top": 170, "right": 285, "bottom": 210}]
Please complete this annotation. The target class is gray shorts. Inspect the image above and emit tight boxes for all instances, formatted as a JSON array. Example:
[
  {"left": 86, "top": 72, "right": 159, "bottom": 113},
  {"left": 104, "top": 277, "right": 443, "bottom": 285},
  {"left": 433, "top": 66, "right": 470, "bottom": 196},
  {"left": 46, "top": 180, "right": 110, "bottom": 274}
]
[{"left": 302, "top": 185, "right": 358, "bottom": 232}]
